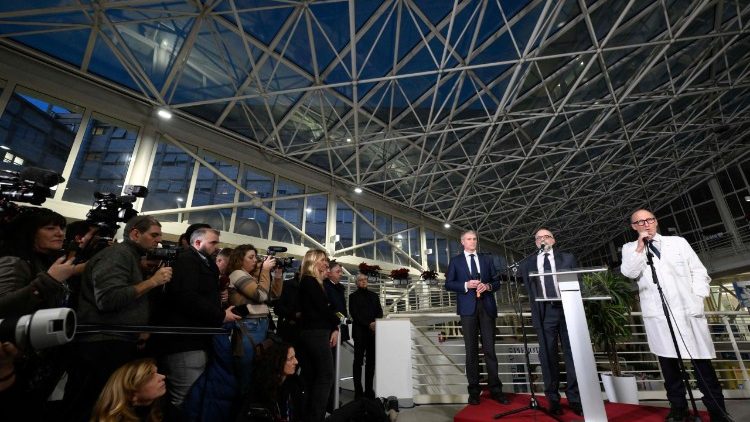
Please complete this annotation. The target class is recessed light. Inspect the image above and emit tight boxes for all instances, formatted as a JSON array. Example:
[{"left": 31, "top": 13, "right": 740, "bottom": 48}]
[{"left": 157, "top": 108, "right": 173, "bottom": 120}]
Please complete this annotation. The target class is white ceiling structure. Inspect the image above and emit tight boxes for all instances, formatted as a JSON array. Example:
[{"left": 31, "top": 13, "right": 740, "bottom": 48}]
[{"left": 2, "top": 0, "right": 750, "bottom": 258}]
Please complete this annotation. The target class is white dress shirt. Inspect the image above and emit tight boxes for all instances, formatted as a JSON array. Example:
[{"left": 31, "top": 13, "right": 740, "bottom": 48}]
[
  {"left": 463, "top": 250, "right": 481, "bottom": 292},
  {"left": 535, "top": 248, "right": 559, "bottom": 298}
]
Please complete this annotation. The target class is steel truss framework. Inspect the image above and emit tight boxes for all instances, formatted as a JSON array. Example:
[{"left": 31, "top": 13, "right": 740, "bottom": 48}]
[{"left": 2, "top": 0, "right": 750, "bottom": 258}]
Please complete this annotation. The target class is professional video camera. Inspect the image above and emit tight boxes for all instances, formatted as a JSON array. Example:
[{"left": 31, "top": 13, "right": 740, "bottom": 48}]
[
  {"left": 85, "top": 184, "right": 148, "bottom": 239},
  {"left": 146, "top": 244, "right": 181, "bottom": 267},
  {"left": 262, "top": 245, "right": 295, "bottom": 270},
  {"left": 0, "top": 308, "right": 76, "bottom": 351},
  {"left": 0, "top": 166, "right": 64, "bottom": 220}
]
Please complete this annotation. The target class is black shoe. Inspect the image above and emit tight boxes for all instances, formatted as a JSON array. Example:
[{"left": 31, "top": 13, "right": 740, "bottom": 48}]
[
  {"left": 569, "top": 402, "right": 583, "bottom": 416},
  {"left": 468, "top": 393, "right": 480, "bottom": 405},
  {"left": 664, "top": 405, "right": 688, "bottom": 422},
  {"left": 491, "top": 392, "right": 510, "bottom": 405},
  {"left": 548, "top": 401, "right": 563, "bottom": 415}
]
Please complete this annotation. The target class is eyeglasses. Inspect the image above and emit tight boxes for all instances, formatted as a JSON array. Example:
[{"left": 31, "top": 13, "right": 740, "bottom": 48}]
[
  {"left": 534, "top": 234, "right": 553, "bottom": 240},
  {"left": 631, "top": 217, "right": 656, "bottom": 226}
]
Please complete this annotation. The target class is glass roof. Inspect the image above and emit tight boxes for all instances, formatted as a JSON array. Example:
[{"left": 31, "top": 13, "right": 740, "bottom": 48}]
[{"left": 2, "top": 0, "right": 750, "bottom": 256}]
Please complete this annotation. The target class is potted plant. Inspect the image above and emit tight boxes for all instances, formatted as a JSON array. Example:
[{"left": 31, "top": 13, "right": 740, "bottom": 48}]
[
  {"left": 421, "top": 269, "right": 439, "bottom": 286},
  {"left": 582, "top": 269, "right": 639, "bottom": 404},
  {"left": 358, "top": 262, "right": 381, "bottom": 282},
  {"left": 390, "top": 268, "right": 410, "bottom": 286}
]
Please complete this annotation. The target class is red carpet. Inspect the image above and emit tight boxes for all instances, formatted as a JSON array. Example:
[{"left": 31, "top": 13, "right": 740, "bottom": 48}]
[{"left": 454, "top": 392, "right": 710, "bottom": 421}]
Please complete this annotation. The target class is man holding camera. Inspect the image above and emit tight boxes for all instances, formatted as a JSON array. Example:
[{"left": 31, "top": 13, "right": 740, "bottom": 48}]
[
  {"left": 155, "top": 227, "right": 241, "bottom": 408},
  {"left": 63, "top": 215, "right": 173, "bottom": 421}
]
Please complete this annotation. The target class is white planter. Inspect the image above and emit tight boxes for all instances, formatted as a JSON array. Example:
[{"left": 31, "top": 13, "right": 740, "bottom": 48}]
[{"left": 601, "top": 372, "right": 639, "bottom": 404}]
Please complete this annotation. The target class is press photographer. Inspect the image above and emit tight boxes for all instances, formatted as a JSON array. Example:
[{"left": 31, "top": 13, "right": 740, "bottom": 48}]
[
  {"left": 62, "top": 215, "right": 172, "bottom": 422},
  {"left": 0, "top": 208, "right": 77, "bottom": 420}
]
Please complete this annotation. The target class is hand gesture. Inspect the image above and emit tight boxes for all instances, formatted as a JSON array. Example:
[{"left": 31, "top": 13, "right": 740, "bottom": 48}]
[
  {"left": 148, "top": 267, "right": 173, "bottom": 287},
  {"left": 224, "top": 306, "right": 242, "bottom": 323},
  {"left": 262, "top": 257, "right": 276, "bottom": 272},
  {"left": 47, "top": 255, "right": 77, "bottom": 282}
]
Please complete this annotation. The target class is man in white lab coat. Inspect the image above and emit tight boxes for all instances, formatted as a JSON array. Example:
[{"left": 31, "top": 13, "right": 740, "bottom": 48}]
[{"left": 621, "top": 209, "right": 730, "bottom": 422}]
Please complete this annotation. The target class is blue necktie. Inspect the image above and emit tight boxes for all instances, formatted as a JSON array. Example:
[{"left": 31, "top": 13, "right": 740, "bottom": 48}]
[
  {"left": 543, "top": 253, "right": 557, "bottom": 298},
  {"left": 469, "top": 254, "right": 479, "bottom": 279},
  {"left": 648, "top": 240, "right": 661, "bottom": 259}
]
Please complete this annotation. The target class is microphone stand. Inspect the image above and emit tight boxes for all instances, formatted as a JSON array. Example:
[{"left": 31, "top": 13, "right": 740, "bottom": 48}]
[
  {"left": 494, "top": 248, "right": 562, "bottom": 421},
  {"left": 645, "top": 241, "right": 702, "bottom": 422}
]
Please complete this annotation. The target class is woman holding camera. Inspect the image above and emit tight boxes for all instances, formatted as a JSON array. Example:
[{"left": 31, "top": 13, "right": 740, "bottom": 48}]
[
  {"left": 227, "top": 244, "right": 283, "bottom": 394},
  {"left": 0, "top": 208, "right": 78, "bottom": 318},
  {"left": 0, "top": 208, "right": 78, "bottom": 420},
  {"left": 297, "top": 249, "right": 340, "bottom": 422}
]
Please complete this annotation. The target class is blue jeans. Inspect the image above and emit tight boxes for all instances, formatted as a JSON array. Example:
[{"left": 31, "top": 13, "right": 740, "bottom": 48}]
[{"left": 236, "top": 317, "right": 269, "bottom": 394}]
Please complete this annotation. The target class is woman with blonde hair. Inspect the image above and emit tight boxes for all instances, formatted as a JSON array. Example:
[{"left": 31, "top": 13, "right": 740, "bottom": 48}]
[
  {"left": 226, "top": 244, "right": 283, "bottom": 394},
  {"left": 91, "top": 359, "right": 168, "bottom": 422},
  {"left": 297, "top": 249, "right": 340, "bottom": 422}
]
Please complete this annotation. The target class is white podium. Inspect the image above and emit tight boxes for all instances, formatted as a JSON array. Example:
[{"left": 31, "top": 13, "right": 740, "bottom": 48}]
[{"left": 529, "top": 266, "right": 609, "bottom": 422}]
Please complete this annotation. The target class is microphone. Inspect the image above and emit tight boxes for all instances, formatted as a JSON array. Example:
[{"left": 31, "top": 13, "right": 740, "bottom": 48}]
[{"left": 536, "top": 240, "right": 548, "bottom": 254}]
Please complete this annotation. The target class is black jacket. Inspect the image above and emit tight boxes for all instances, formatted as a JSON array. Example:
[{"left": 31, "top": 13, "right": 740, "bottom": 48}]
[
  {"left": 153, "top": 247, "right": 224, "bottom": 354},
  {"left": 348, "top": 288, "right": 383, "bottom": 341},
  {"left": 324, "top": 279, "right": 350, "bottom": 342},
  {"left": 298, "top": 275, "right": 339, "bottom": 332}
]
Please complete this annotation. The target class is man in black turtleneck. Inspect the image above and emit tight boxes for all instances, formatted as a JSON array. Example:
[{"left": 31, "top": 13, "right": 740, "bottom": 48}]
[{"left": 348, "top": 273, "right": 382, "bottom": 399}]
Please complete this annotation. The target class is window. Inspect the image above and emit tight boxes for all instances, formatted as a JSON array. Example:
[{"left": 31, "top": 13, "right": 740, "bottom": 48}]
[
  {"left": 141, "top": 141, "right": 196, "bottom": 222},
  {"left": 304, "top": 193, "right": 328, "bottom": 247},
  {"left": 375, "top": 212, "right": 392, "bottom": 263},
  {"left": 0, "top": 87, "right": 82, "bottom": 177},
  {"left": 236, "top": 166, "right": 273, "bottom": 239},
  {"left": 63, "top": 115, "right": 138, "bottom": 204},
  {"left": 336, "top": 201, "right": 354, "bottom": 249},
  {"left": 355, "top": 206, "right": 374, "bottom": 259},
  {"left": 272, "top": 178, "right": 303, "bottom": 244},
  {"left": 187, "top": 152, "right": 238, "bottom": 231}
]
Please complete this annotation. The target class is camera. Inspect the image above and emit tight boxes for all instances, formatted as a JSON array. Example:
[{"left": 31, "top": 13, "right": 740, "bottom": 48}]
[
  {"left": 86, "top": 184, "right": 148, "bottom": 239},
  {"left": 0, "top": 308, "right": 76, "bottom": 351},
  {"left": 146, "top": 244, "right": 181, "bottom": 267},
  {"left": 262, "top": 245, "right": 295, "bottom": 270},
  {"left": 0, "top": 166, "right": 64, "bottom": 220}
]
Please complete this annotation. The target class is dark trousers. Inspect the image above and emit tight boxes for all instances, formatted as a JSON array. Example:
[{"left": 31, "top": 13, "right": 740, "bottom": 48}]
[
  {"left": 61, "top": 340, "right": 137, "bottom": 422},
  {"left": 460, "top": 300, "right": 502, "bottom": 395},
  {"left": 535, "top": 303, "right": 579, "bottom": 403},
  {"left": 352, "top": 332, "right": 376, "bottom": 397},
  {"left": 658, "top": 356, "right": 726, "bottom": 414},
  {"left": 299, "top": 329, "right": 334, "bottom": 422}
]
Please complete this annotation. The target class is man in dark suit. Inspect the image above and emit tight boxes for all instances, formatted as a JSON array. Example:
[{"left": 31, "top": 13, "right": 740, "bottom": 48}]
[
  {"left": 520, "top": 228, "right": 581, "bottom": 416},
  {"left": 349, "top": 272, "right": 383, "bottom": 399},
  {"left": 445, "top": 230, "right": 508, "bottom": 405}
]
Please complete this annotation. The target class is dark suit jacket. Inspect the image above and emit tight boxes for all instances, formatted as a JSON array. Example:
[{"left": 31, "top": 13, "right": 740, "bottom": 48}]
[
  {"left": 520, "top": 248, "right": 577, "bottom": 328},
  {"left": 154, "top": 247, "right": 224, "bottom": 354},
  {"left": 348, "top": 288, "right": 383, "bottom": 341},
  {"left": 444, "top": 252, "right": 500, "bottom": 316}
]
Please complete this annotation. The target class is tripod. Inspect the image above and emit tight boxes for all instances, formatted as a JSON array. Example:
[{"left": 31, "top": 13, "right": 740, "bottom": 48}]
[
  {"left": 494, "top": 253, "right": 562, "bottom": 421},
  {"left": 646, "top": 243, "right": 703, "bottom": 422}
]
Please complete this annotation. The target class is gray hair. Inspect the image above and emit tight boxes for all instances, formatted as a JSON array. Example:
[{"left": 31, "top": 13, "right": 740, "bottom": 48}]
[{"left": 190, "top": 227, "right": 220, "bottom": 244}]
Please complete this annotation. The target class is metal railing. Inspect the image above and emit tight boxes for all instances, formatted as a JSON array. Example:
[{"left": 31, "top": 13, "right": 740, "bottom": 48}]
[{"left": 385, "top": 310, "right": 750, "bottom": 404}]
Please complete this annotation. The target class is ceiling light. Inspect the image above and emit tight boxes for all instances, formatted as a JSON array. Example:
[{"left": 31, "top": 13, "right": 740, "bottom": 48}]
[
  {"left": 157, "top": 108, "right": 173, "bottom": 120},
  {"left": 305, "top": 207, "right": 312, "bottom": 213},
  {"left": 346, "top": 138, "right": 352, "bottom": 143},
  {"left": 745, "top": 195, "right": 750, "bottom": 202},
  {"left": 443, "top": 223, "right": 451, "bottom": 229},
  {"left": 580, "top": 61, "right": 584, "bottom": 65},
  {"left": 176, "top": 197, "right": 184, "bottom": 202},
  {"left": 354, "top": 187, "right": 363, "bottom": 194},
  {"left": 396, "top": 234, "right": 403, "bottom": 239},
  {"left": 0, "top": 145, "right": 9, "bottom": 150}
]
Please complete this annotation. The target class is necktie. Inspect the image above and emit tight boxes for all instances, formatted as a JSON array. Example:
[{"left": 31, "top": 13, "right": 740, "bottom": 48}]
[
  {"left": 648, "top": 240, "right": 661, "bottom": 259},
  {"left": 469, "top": 254, "right": 479, "bottom": 278},
  {"left": 543, "top": 253, "right": 557, "bottom": 298}
]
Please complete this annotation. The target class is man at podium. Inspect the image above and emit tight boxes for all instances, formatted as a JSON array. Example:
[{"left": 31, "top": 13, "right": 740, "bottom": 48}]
[{"left": 520, "top": 228, "right": 582, "bottom": 416}]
